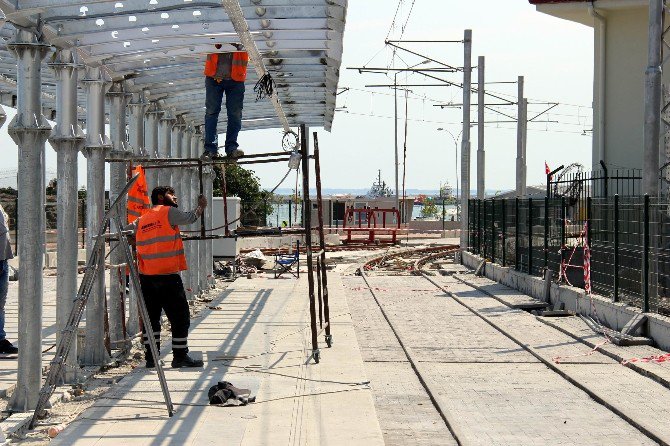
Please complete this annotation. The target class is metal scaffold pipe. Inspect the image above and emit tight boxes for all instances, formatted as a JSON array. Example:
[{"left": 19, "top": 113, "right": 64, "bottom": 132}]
[
  {"left": 190, "top": 126, "right": 201, "bottom": 296},
  {"left": 144, "top": 100, "right": 161, "bottom": 192},
  {"left": 125, "top": 91, "right": 147, "bottom": 337},
  {"left": 81, "top": 66, "right": 112, "bottom": 366},
  {"left": 181, "top": 123, "right": 194, "bottom": 300},
  {"left": 202, "top": 137, "right": 214, "bottom": 289},
  {"left": 6, "top": 29, "right": 51, "bottom": 412},
  {"left": 158, "top": 106, "right": 175, "bottom": 187},
  {"left": 460, "top": 29, "right": 472, "bottom": 251},
  {"left": 49, "top": 49, "right": 85, "bottom": 383},
  {"left": 107, "top": 80, "right": 130, "bottom": 347},
  {"left": 477, "top": 56, "right": 485, "bottom": 200}
]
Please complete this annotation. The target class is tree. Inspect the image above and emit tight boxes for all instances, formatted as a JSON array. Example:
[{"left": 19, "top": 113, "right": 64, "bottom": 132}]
[
  {"left": 421, "top": 197, "right": 438, "bottom": 218},
  {"left": 213, "top": 165, "right": 274, "bottom": 226}
]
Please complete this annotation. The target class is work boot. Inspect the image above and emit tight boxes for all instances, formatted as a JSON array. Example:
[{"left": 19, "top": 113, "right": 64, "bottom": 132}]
[
  {"left": 171, "top": 352, "right": 204, "bottom": 368},
  {"left": 0, "top": 339, "right": 18, "bottom": 354},
  {"left": 200, "top": 151, "right": 215, "bottom": 161},
  {"left": 225, "top": 148, "right": 244, "bottom": 159}
]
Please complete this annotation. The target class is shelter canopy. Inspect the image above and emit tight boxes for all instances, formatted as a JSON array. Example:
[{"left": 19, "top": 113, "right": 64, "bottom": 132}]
[{"left": 0, "top": 0, "right": 348, "bottom": 131}]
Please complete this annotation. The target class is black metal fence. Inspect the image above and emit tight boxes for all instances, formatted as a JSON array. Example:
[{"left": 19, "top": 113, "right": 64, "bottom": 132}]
[{"left": 468, "top": 195, "right": 670, "bottom": 316}]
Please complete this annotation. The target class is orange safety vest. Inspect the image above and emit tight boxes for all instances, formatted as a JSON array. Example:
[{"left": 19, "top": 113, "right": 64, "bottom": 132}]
[
  {"left": 127, "top": 166, "right": 151, "bottom": 224},
  {"left": 204, "top": 52, "right": 249, "bottom": 82},
  {"left": 135, "top": 205, "right": 187, "bottom": 275}
]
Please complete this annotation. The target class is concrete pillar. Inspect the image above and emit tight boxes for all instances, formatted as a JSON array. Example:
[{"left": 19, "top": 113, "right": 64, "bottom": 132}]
[
  {"left": 516, "top": 76, "right": 525, "bottom": 197},
  {"left": 144, "top": 100, "right": 161, "bottom": 191},
  {"left": 643, "top": 0, "right": 663, "bottom": 196},
  {"left": 158, "top": 105, "right": 175, "bottom": 187},
  {"left": 460, "top": 29, "right": 472, "bottom": 250},
  {"left": 171, "top": 116, "right": 186, "bottom": 290},
  {"left": 48, "top": 49, "right": 85, "bottom": 383},
  {"left": 521, "top": 99, "right": 528, "bottom": 198},
  {"left": 477, "top": 56, "right": 485, "bottom": 200},
  {"left": 81, "top": 66, "right": 112, "bottom": 366},
  {"left": 106, "top": 81, "right": 130, "bottom": 346},
  {"left": 181, "top": 123, "right": 194, "bottom": 300},
  {"left": 7, "top": 29, "right": 52, "bottom": 412}
]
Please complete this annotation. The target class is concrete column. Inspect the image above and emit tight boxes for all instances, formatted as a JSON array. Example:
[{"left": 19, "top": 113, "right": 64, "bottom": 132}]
[
  {"left": 158, "top": 105, "right": 175, "bottom": 187},
  {"left": 171, "top": 117, "right": 186, "bottom": 290},
  {"left": 181, "top": 123, "right": 194, "bottom": 300},
  {"left": 516, "top": 76, "right": 525, "bottom": 197},
  {"left": 477, "top": 56, "right": 485, "bottom": 200},
  {"left": 48, "top": 49, "right": 85, "bottom": 383},
  {"left": 643, "top": 0, "right": 663, "bottom": 196},
  {"left": 191, "top": 126, "right": 202, "bottom": 295},
  {"left": 81, "top": 66, "right": 112, "bottom": 366},
  {"left": 7, "top": 29, "right": 52, "bottom": 412},
  {"left": 106, "top": 81, "right": 130, "bottom": 345},
  {"left": 460, "top": 29, "right": 472, "bottom": 250},
  {"left": 144, "top": 100, "right": 161, "bottom": 191}
]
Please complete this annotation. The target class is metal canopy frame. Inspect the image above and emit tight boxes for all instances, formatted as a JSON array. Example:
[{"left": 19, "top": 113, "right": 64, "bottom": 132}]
[{"left": 0, "top": 0, "right": 347, "bottom": 131}]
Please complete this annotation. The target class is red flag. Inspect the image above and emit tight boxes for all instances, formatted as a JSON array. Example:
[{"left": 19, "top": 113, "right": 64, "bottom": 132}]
[{"left": 545, "top": 161, "right": 552, "bottom": 180}]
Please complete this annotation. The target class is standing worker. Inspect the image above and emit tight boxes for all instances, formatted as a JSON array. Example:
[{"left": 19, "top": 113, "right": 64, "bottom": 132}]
[
  {"left": 201, "top": 43, "right": 249, "bottom": 160},
  {"left": 0, "top": 204, "right": 17, "bottom": 354},
  {"left": 130, "top": 186, "right": 206, "bottom": 368}
]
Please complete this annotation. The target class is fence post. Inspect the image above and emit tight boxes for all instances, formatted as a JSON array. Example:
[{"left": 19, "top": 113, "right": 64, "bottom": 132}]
[
  {"left": 515, "top": 197, "right": 520, "bottom": 270},
  {"left": 289, "top": 199, "right": 292, "bottom": 227},
  {"left": 560, "top": 196, "right": 566, "bottom": 249},
  {"left": 502, "top": 199, "right": 507, "bottom": 267},
  {"left": 586, "top": 197, "right": 592, "bottom": 247},
  {"left": 614, "top": 194, "right": 619, "bottom": 302},
  {"left": 643, "top": 194, "right": 650, "bottom": 313},
  {"left": 544, "top": 196, "right": 549, "bottom": 269},
  {"left": 81, "top": 199, "right": 86, "bottom": 249},
  {"left": 477, "top": 199, "right": 482, "bottom": 255},
  {"left": 491, "top": 199, "right": 496, "bottom": 263},
  {"left": 528, "top": 197, "right": 533, "bottom": 275}
]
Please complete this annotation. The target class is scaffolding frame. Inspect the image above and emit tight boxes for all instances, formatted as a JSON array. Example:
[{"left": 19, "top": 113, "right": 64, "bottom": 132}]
[{"left": 108, "top": 124, "right": 332, "bottom": 363}]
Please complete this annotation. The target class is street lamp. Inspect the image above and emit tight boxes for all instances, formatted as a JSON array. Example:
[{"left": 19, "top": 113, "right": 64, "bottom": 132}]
[{"left": 437, "top": 127, "right": 463, "bottom": 221}]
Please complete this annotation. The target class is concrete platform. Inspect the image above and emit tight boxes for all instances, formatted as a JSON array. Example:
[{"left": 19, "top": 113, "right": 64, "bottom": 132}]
[{"left": 50, "top": 271, "right": 384, "bottom": 445}]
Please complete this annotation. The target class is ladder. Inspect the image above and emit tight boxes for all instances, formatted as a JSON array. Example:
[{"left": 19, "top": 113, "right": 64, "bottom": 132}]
[{"left": 30, "top": 174, "right": 174, "bottom": 429}]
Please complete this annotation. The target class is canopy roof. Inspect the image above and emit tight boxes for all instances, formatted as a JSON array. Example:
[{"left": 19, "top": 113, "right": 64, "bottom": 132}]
[{"left": 0, "top": 0, "right": 348, "bottom": 132}]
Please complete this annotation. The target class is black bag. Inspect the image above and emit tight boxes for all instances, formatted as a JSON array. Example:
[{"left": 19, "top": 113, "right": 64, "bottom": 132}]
[{"left": 207, "top": 381, "right": 255, "bottom": 405}]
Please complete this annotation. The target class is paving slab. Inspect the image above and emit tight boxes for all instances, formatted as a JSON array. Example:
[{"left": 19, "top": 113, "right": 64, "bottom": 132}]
[
  {"left": 51, "top": 272, "right": 384, "bottom": 446},
  {"left": 434, "top": 275, "right": 670, "bottom": 444},
  {"left": 348, "top": 273, "right": 658, "bottom": 445}
]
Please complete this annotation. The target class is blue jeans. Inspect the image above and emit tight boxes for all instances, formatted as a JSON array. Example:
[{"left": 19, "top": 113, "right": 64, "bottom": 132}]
[
  {"left": 0, "top": 260, "right": 8, "bottom": 341},
  {"left": 204, "top": 77, "right": 245, "bottom": 155}
]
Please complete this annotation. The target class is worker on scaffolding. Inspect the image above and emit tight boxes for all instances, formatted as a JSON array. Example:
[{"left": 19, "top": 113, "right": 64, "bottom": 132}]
[
  {"left": 0, "top": 204, "right": 17, "bottom": 355},
  {"left": 129, "top": 186, "right": 206, "bottom": 368},
  {"left": 200, "top": 43, "right": 249, "bottom": 161}
]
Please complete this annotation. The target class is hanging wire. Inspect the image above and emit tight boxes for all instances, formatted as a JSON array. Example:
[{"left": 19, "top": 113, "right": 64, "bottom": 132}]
[{"left": 253, "top": 73, "right": 276, "bottom": 100}]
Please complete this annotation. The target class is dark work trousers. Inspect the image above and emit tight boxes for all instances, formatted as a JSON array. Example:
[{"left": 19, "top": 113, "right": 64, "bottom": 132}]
[{"left": 139, "top": 273, "right": 191, "bottom": 360}]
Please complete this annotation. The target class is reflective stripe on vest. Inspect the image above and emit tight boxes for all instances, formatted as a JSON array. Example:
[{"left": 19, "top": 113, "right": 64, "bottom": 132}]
[
  {"left": 135, "top": 205, "right": 187, "bottom": 275},
  {"left": 204, "top": 52, "right": 248, "bottom": 82}
]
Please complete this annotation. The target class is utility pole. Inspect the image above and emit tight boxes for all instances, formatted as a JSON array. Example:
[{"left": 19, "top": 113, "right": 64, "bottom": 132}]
[
  {"left": 394, "top": 72, "right": 400, "bottom": 213},
  {"left": 460, "top": 29, "right": 472, "bottom": 250},
  {"left": 516, "top": 76, "right": 525, "bottom": 197},
  {"left": 522, "top": 98, "right": 528, "bottom": 197},
  {"left": 477, "top": 56, "right": 485, "bottom": 200},
  {"left": 643, "top": 0, "right": 663, "bottom": 196}
]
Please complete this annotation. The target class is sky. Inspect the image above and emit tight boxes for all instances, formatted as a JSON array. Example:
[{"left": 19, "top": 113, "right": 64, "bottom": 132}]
[{"left": 0, "top": 0, "right": 595, "bottom": 195}]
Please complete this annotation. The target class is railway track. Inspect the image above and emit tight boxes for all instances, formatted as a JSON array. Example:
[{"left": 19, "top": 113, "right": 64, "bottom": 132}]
[{"left": 354, "top": 245, "right": 667, "bottom": 446}]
